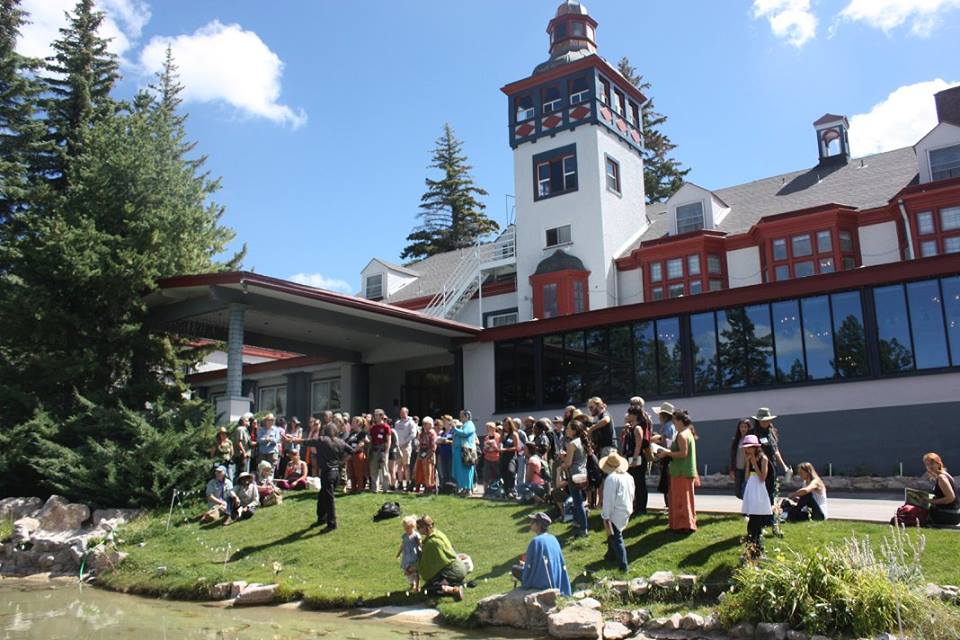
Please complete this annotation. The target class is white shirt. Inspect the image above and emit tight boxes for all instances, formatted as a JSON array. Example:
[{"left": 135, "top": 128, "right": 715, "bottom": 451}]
[
  {"left": 601, "top": 471, "right": 635, "bottom": 531},
  {"left": 394, "top": 417, "right": 418, "bottom": 448}
]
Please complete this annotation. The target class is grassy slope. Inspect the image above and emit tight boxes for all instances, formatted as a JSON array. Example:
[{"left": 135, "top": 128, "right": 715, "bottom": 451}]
[{"left": 101, "top": 492, "right": 960, "bottom": 626}]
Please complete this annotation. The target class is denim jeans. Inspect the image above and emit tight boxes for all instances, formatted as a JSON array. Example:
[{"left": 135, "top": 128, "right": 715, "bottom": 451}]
[
  {"left": 607, "top": 523, "right": 628, "bottom": 571},
  {"left": 569, "top": 484, "right": 588, "bottom": 534}
]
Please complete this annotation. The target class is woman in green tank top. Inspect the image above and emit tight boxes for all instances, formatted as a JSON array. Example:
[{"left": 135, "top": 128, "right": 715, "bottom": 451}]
[{"left": 658, "top": 410, "right": 698, "bottom": 532}]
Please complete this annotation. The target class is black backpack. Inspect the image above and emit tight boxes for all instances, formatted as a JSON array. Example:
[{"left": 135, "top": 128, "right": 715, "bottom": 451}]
[{"left": 373, "top": 501, "right": 401, "bottom": 521}]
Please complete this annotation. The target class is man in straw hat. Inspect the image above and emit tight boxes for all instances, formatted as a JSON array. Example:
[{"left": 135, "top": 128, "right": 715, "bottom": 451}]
[
  {"left": 650, "top": 401, "right": 677, "bottom": 509},
  {"left": 599, "top": 452, "right": 635, "bottom": 572},
  {"left": 749, "top": 407, "right": 788, "bottom": 505}
]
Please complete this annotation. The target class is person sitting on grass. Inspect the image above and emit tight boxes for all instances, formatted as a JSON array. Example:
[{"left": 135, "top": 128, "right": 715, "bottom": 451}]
[
  {"left": 518, "top": 441, "right": 548, "bottom": 503},
  {"left": 256, "top": 460, "right": 282, "bottom": 506},
  {"left": 234, "top": 472, "right": 260, "bottom": 520},
  {"left": 201, "top": 465, "right": 237, "bottom": 525},
  {"left": 415, "top": 515, "right": 467, "bottom": 600},
  {"left": 780, "top": 461, "right": 828, "bottom": 521},
  {"left": 511, "top": 512, "right": 571, "bottom": 595},
  {"left": 925, "top": 452, "right": 960, "bottom": 526},
  {"left": 396, "top": 515, "right": 422, "bottom": 592},
  {"left": 276, "top": 450, "right": 308, "bottom": 490}
]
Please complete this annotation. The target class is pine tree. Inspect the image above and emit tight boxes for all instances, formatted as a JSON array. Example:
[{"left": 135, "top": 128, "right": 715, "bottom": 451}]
[
  {"left": 401, "top": 123, "right": 498, "bottom": 261},
  {"left": 617, "top": 57, "right": 690, "bottom": 204},
  {"left": 0, "top": 0, "right": 47, "bottom": 226},
  {"left": 41, "top": 0, "right": 119, "bottom": 187}
]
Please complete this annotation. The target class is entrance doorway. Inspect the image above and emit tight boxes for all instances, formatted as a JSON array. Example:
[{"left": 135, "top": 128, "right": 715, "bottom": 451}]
[{"left": 403, "top": 365, "right": 455, "bottom": 418}]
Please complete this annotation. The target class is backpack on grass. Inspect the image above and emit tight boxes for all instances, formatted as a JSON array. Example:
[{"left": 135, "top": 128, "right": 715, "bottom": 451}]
[
  {"left": 891, "top": 504, "right": 928, "bottom": 527},
  {"left": 373, "top": 501, "right": 401, "bottom": 521}
]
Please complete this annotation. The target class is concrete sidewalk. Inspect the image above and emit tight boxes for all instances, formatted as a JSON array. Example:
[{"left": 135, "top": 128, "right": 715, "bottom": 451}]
[{"left": 647, "top": 491, "right": 901, "bottom": 523}]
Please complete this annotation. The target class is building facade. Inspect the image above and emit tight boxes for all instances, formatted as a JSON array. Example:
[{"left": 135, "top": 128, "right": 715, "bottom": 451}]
[{"left": 157, "top": 2, "right": 960, "bottom": 475}]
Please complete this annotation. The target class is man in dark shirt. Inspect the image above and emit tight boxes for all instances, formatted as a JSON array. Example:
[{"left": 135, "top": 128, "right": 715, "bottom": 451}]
[
  {"left": 287, "top": 424, "right": 354, "bottom": 531},
  {"left": 587, "top": 397, "right": 614, "bottom": 457}
]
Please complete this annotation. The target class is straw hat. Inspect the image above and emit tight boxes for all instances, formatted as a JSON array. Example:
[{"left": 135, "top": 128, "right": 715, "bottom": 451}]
[
  {"left": 237, "top": 472, "right": 254, "bottom": 482},
  {"left": 751, "top": 407, "right": 777, "bottom": 421},
  {"left": 651, "top": 401, "right": 675, "bottom": 416},
  {"left": 599, "top": 451, "right": 629, "bottom": 474}
]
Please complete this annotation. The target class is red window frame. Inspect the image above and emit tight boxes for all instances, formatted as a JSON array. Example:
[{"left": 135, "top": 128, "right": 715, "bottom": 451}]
[
  {"left": 909, "top": 204, "right": 960, "bottom": 258},
  {"left": 530, "top": 269, "right": 591, "bottom": 319},
  {"left": 762, "top": 224, "right": 860, "bottom": 282},
  {"left": 641, "top": 236, "right": 728, "bottom": 301}
]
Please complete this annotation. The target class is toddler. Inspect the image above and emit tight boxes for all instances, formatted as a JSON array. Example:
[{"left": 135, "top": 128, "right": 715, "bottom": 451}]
[{"left": 396, "top": 515, "right": 421, "bottom": 591}]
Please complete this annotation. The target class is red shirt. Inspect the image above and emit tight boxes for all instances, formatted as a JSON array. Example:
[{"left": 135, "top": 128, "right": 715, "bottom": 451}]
[
  {"left": 483, "top": 433, "right": 501, "bottom": 462},
  {"left": 370, "top": 423, "right": 392, "bottom": 448}
]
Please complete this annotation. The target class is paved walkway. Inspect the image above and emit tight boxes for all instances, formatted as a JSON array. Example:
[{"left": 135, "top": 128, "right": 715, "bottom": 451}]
[{"left": 647, "top": 491, "right": 901, "bottom": 524}]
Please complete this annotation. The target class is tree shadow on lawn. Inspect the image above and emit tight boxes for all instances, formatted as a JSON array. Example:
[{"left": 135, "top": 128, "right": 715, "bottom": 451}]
[{"left": 228, "top": 524, "right": 322, "bottom": 562}]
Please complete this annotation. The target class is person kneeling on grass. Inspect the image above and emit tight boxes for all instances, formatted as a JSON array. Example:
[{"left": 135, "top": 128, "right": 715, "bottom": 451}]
[
  {"left": 276, "top": 450, "right": 308, "bottom": 490},
  {"left": 234, "top": 472, "right": 260, "bottom": 520},
  {"left": 780, "top": 461, "right": 828, "bottom": 522},
  {"left": 202, "top": 465, "right": 237, "bottom": 525},
  {"left": 415, "top": 515, "right": 466, "bottom": 600},
  {"left": 511, "top": 512, "right": 572, "bottom": 595}
]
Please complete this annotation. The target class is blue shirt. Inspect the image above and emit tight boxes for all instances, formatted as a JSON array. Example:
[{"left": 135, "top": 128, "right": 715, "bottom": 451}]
[
  {"left": 257, "top": 426, "right": 284, "bottom": 455},
  {"left": 521, "top": 533, "right": 571, "bottom": 595}
]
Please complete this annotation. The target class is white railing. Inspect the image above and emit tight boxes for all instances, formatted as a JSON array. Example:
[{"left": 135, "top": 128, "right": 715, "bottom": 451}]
[{"left": 422, "top": 226, "right": 516, "bottom": 319}]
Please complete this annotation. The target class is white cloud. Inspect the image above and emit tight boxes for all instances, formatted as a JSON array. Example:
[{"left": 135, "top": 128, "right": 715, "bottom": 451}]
[
  {"left": 848, "top": 79, "right": 960, "bottom": 156},
  {"left": 140, "top": 21, "right": 306, "bottom": 128},
  {"left": 838, "top": 0, "right": 960, "bottom": 36},
  {"left": 16, "top": 0, "right": 150, "bottom": 60},
  {"left": 288, "top": 273, "right": 353, "bottom": 294},
  {"left": 751, "top": 0, "right": 818, "bottom": 47}
]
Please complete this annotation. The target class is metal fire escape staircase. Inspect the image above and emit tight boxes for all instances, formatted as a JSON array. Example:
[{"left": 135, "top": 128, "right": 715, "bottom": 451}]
[{"left": 422, "top": 225, "right": 516, "bottom": 321}]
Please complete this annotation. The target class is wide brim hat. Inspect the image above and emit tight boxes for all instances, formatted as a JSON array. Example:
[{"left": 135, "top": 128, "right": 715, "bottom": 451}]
[
  {"left": 599, "top": 452, "right": 629, "bottom": 474},
  {"left": 217, "top": 426, "right": 228, "bottom": 434},
  {"left": 651, "top": 401, "right": 675, "bottom": 416},
  {"left": 237, "top": 472, "right": 254, "bottom": 482},
  {"left": 751, "top": 407, "right": 777, "bottom": 421}
]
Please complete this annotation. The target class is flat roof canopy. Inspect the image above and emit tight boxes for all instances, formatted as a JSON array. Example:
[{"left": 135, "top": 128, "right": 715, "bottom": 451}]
[{"left": 145, "top": 272, "right": 479, "bottom": 364}]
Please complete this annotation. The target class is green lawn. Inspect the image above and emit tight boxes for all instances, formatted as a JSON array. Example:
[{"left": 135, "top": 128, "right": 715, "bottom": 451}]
[{"left": 101, "top": 491, "right": 960, "bottom": 626}]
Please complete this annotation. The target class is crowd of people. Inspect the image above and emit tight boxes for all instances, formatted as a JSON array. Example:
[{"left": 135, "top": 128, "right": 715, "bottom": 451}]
[{"left": 200, "top": 397, "right": 959, "bottom": 589}]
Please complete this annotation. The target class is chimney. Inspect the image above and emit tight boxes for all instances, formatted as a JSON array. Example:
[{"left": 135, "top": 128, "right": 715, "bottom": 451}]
[{"left": 935, "top": 85, "right": 960, "bottom": 126}]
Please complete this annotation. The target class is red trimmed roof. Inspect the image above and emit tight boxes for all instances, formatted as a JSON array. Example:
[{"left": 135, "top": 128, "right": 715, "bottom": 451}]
[
  {"left": 185, "top": 339, "right": 301, "bottom": 360},
  {"left": 186, "top": 355, "right": 333, "bottom": 384}
]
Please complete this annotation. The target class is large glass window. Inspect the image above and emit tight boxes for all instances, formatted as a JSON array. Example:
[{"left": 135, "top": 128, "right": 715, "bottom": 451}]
[
  {"left": 691, "top": 312, "right": 718, "bottom": 392},
  {"left": 717, "top": 306, "right": 773, "bottom": 387},
  {"left": 311, "top": 379, "right": 341, "bottom": 416},
  {"left": 564, "top": 332, "right": 586, "bottom": 404},
  {"left": 802, "top": 295, "right": 834, "bottom": 380},
  {"left": 656, "top": 317, "right": 683, "bottom": 394},
  {"left": 515, "top": 340, "right": 536, "bottom": 408},
  {"left": 830, "top": 291, "right": 868, "bottom": 378},
  {"left": 542, "top": 283, "right": 558, "bottom": 318},
  {"left": 633, "top": 321, "right": 657, "bottom": 393},
  {"left": 906, "top": 279, "right": 950, "bottom": 369},
  {"left": 585, "top": 328, "right": 608, "bottom": 398},
  {"left": 542, "top": 334, "right": 565, "bottom": 406},
  {"left": 608, "top": 325, "right": 632, "bottom": 399},
  {"left": 931, "top": 144, "right": 960, "bottom": 180},
  {"left": 874, "top": 285, "right": 915, "bottom": 374},
  {"left": 676, "top": 202, "right": 705, "bottom": 234},
  {"left": 772, "top": 300, "right": 805, "bottom": 383},
  {"left": 495, "top": 339, "right": 536, "bottom": 411},
  {"left": 717, "top": 308, "right": 746, "bottom": 388},
  {"left": 745, "top": 304, "right": 775, "bottom": 386},
  {"left": 258, "top": 385, "right": 286, "bottom": 415},
  {"left": 943, "top": 276, "right": 960, "bottom": 366}
]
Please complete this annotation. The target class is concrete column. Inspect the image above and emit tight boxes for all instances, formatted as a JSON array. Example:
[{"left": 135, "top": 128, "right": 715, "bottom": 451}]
[{"left": 216, "top": 304, "right": 251, "bottom": 425}]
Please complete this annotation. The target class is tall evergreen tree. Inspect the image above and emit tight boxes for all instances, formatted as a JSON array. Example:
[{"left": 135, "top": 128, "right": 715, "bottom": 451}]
[
  {"left": 617, "top": 57, "right": 690, "bottom": 204},
  {"left": 401, "top": 123, "right": 498, "bottom": 262},
  {"left": 0, "top": 0, "right": 47, "bottom": 226},
  {"left": 42, "top": 0, "right": 119, "bottom": 187}
]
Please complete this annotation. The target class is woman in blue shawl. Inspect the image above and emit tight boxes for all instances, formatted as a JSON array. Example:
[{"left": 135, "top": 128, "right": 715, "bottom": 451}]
[
  {"left": 451, "top": 410, "right": 477, "bottom": 495},
  {"left": 516, "top": 512, "right": 572, "bottom": 595}
]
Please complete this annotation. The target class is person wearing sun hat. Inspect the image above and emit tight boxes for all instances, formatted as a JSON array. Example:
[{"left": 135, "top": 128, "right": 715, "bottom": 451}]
[
  {"left": 739, "top": 434, "right": 773, "bottom": 557},
  {"left": 599, "top": 452, "right": 635, "bottom": 571},
  {"left": 512, "top": 512, "right": 572, "bottom": 595},
  {"left": 749, "top": 408, "right": 788, "bottom": 505}
]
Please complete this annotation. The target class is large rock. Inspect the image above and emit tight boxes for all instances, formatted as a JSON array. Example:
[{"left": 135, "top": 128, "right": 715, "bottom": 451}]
[
  {"left": 92, "top": 509, "right": 141, "bottom": 531},
  {"left": 547, "top": 605, "right": 603, "bottom": 639},
  {"left": 234, "top": 583, "right": 280, "bottom": 606},
  {"left": 12, "top": 517, "right": 40, "bottom": 545},
  {"left": 602, "top": 621, "right": 631, "bottom": 640},
  {"left": 88, "top": 545, "right": 128, "bottom": 574},
  {"left": 613, "top": 608, "right": 650, "bottom": 629},
  {"left": 756, "top": 622, "right": 789, "bottom": 640},
  {"left": 729, "top": 621, "right": 756, "bottom": 638},
  {"left": 36, "top": 495, "right": 90, "bottom": 532},
  {"left": 475, "top": 588, "right": 558, "bottom": 630},
  {"left": 578, "top": 597, "right": 602, "bottom": 610},
  {"left": 648, "top": 570, "right": 676, "bottom": 589},
  {"left": 0, "top": 497, "right": 42, "bottom": 521},
  {"left": 627, "top": 577, "right": 649, "bottom": 598},
  {"left": 679, "top": 612, "right": 704, "bottom": 630}
]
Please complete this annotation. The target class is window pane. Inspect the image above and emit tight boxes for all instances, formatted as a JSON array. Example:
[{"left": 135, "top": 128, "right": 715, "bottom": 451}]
[
  {"left": 709, "top": 279, "right": 723, "bottom": 292},
  {"left": 839, "top": 231, "right": 854, "bottom": 253},
  {"left": 801, "top": 295, "right": 834, "bottom": 380},
  {"left": 656, "top": 317, "right": 683, "bottom": 394},
  {"left": 542, "top": 334, "right": 565, "bottom": 406},
  {"left": 707, "top": 254, "right": 722, "bottom": 274},
  {"left": 649, "top": 262, "right": 662, "bottom": 282},
  {"left": 633, "top": 322, "right": 656, "bottom": 394},
  {"left": 842, "top": 256, "right": 857, "bottom": 271},
  {"left": 745, "top": 304, "right": 775, "bottom": 386},
  {"left": 651, "top": 287, "right": 663, "bottom": 301},
  {"left": 772, "top": 300, "right": 804, "bottom": 383},
  {"left": 667, "top": 258, "right": 683, "bottom": 279},
  {"left": 546, "top": 227, "right": 557, "bottom": 246},
  {"left": 794, "top": 261, "right": 815, "bottom": 278},
  {"left": 676, "top": 202, "right": 704, "bottom": 234},
  {"left": 718, "top": 308, "right": 746, "bottom": 388},
  {"left": 906, "top": 279, "right": 949, "bottom": 370},
  {"left": 668, "top": 283, "right": 684, "bottom": 298},
  {"left": 689, "top": 280, "right": 703, "bottom": 295},
  {"left": 917, "top": 211, "right": 934, "bottom": 236},
  {"left": 816, "top": 230, "right": 832, "bottom": 253},
  {"left": 573, "top": 280, "right": 585, "bottom": 313},
  {"left": 515, "top": 339, "right": 536, "bottom": 408},
  {"left": 921, "top": 240, "right": 938, "bottom": 258},
  {"left": 609, "top": 325, "right": 632, "bottom": 399},
  {"left": 495, "top": 342, "right": 516, "bottom": 410},
  {"left": 564, "top": 331, "right": 586, "bottom": 404},
  {"left": 874, "top": 285, "right": 915, "bottom": 374},
  {"left": 931, "top": 144, "right": 960, "bottom": 180},
  {"left": 691, "top": 312, "right": 718, "bottom": 392},
  {"left": 792, "top": 234, "right": 812, "bottom": 257},
  {"left": 942, "top": 276, "right": 960, "bottom": 366},
  {"left": 687, "top": 254, "right": 701, "bottom": 276},
  {"left": 831, "top": 291, "right": 868, "bottom": 378},
  {"left": 542, "top": 282, "right": 558, "bottom": 318},
  {"left": 773, "top": 238, "right": 787, "bottom": 261},
  {"left": 775, "top": 265, "right": 790, "bottom": 281},
  {"left": 941, "top": 206, "right": 960, "bottom": 231},
  {"left": 819, "top": 257, "right": 835, "bottom": 273},
  {"left": 584, "top": 328, "right": 608, "bottom": 398},
  {"left": 946, "top": 237, "right": 960, "bottom": 254}
]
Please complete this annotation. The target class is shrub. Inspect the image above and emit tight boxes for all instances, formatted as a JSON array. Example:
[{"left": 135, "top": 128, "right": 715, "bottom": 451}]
[{"left": 717, "top": 527, "right": 960, "bottom": 639}]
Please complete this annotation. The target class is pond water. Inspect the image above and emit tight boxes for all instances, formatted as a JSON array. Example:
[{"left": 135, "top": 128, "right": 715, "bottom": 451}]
[{"left": 0, "top": 580, "right": 507, "bottom": 640}]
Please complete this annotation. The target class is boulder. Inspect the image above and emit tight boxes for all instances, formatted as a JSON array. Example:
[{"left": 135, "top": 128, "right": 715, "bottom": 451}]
[
  {"left": 786, "top": 630, "right": 809, "bottom": 640},
  {"left": 600, "top": 579, "right": 629, "bottom": 596},
  {"left": 572, "top": 589, "right": 593, "bottom": 599},
  {"left": 234, "top": 583, "right": 279, "bottom": 606},
  {"left": 211, "top": 582, "right": 233, "bottom": 600},
  {"left": 677, "top": 573, "right": 698, "bottom": 589},
  {"left": 729, "top": 621, "right": 756, "bottom": 638},
  {"left": 578, "top": 597, "right": 602, "bottom": 610},
  {"left": 229, "top": 581, "right": 248, "bottom": 599},
  {"left": 601, "top": 621, "right": 631, "bottom": 640},
  {"left": 88, "top": 546, "right": 128, "bottom": 574},
  {"left": 925, "top": 583, "right": 945, "bottom": 599},
  {"left": 92, "top": 509, "right": 141, "bottom": 531},
  {"left": 547, "top": 605, "right": 603, "bottom": 639},
  {"left": 645, "top": 614, "right": 680, "bottom": 630},
  {"left": 627, "top": 577, "right": 649, "bottom": 598},
  {"left": 475, "top": 588, "right": 558, "bottom": 630},
  {"left": 648, "top": 570, "right": 676, "bottom": 589},
  {"left": 613, "top": 608, "right": 650, "bottom": 629},
  {"left": 12, "top": 517, "right": 40, "bottom": 545},
  {"left": 36, "top": 495, "right": 90, "bottom": 532},
  {"left": 0, "top": 497, "right": 42, "bottom": 521},
  {"left": 679, "top": 612, "right": 704, "bottom": 630},
  {"left": 703, "top": 614, "right": 719, "bottom": 632},
  {"left": 756, "top": 621, "right": 789, "bottom": 640}
]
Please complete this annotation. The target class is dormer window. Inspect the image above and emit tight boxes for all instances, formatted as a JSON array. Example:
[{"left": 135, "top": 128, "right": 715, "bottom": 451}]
[
  {"left": 930, "top": 144, "right": 960, "bottom": 180},
  {"left": 365, "top": 274, "right": 383, "bottom": 300},
  {"left": 516, "top": 95, "right": 535, "bottom": 122},
  {"left": 569, "top": 77, "right": 590, "bottom": 104},
  {"left": 676, "top": 201, "right": 705, "bottom": 234},
  {"left": 541, "top": 86, "right": 562, "bottom": 113}
]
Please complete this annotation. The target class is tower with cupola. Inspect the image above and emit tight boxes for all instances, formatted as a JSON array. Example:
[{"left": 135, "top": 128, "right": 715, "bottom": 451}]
[{"left": 502, "top": 1, "right": 648, "bottom": 321}]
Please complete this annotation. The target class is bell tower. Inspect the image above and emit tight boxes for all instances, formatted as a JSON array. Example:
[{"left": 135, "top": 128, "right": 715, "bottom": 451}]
[{"left": 501, "top": 1, "right": 648, "bottom": 320}]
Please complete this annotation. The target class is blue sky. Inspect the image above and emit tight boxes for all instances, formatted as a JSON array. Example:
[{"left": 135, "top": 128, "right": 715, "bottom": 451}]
[{"left": 16, "top": 0, "right": 960, "bottom": 292}]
